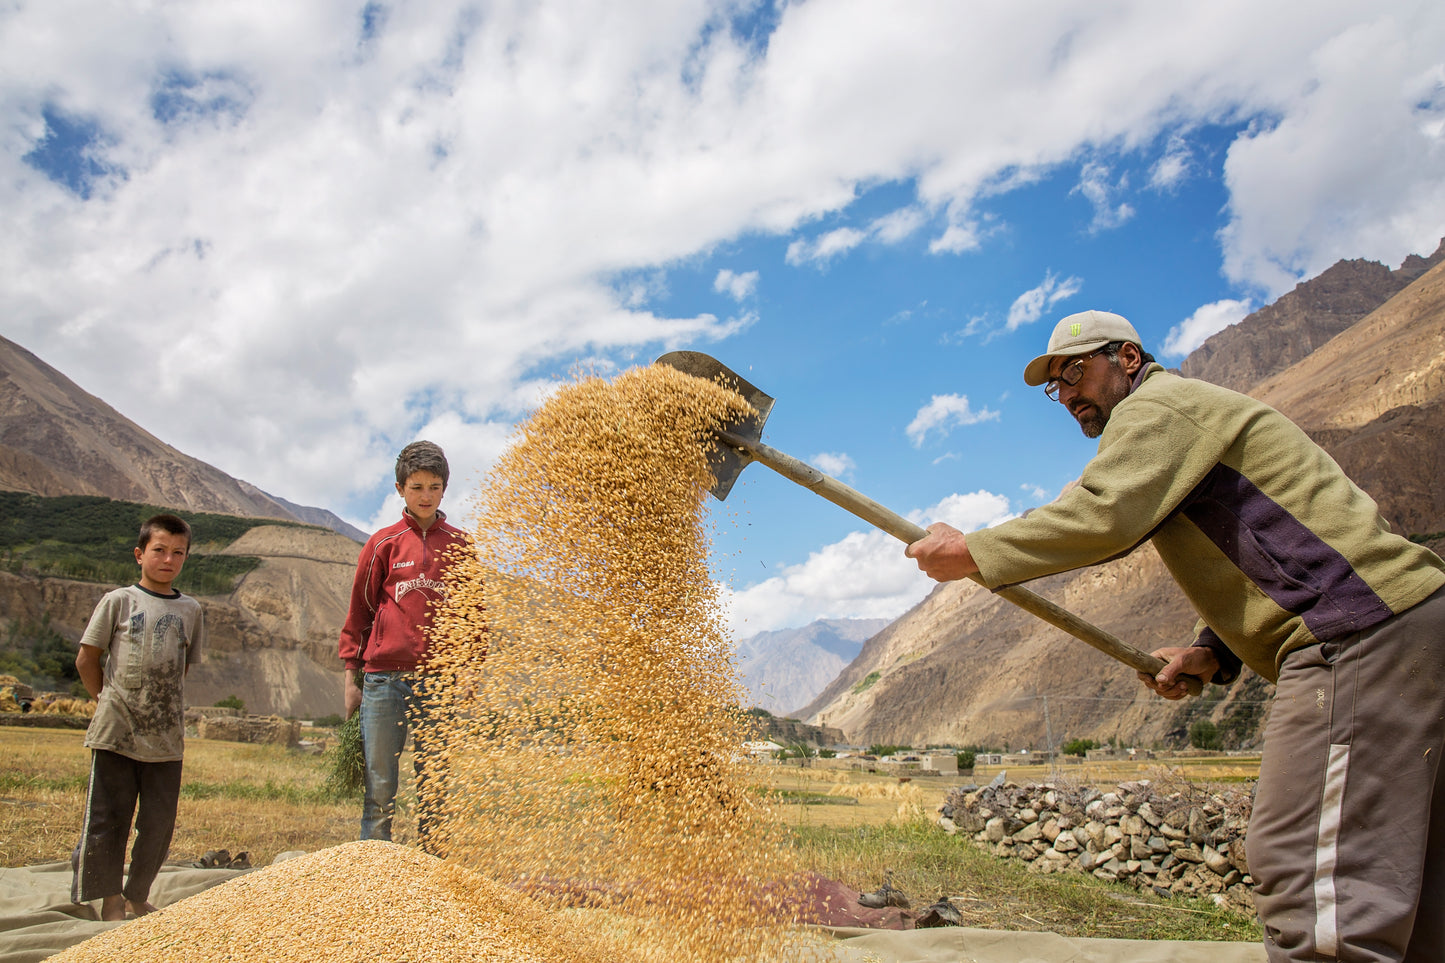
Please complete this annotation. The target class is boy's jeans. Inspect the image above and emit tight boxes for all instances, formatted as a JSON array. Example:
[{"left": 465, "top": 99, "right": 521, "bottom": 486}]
[{"left": 359, "top": 671, "right": 434, "bottom": 845}]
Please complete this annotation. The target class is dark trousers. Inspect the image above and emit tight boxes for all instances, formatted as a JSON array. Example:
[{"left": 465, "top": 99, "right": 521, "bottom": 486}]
[{"left": 71, "top": 749, "right": 183, "bottom": 905}]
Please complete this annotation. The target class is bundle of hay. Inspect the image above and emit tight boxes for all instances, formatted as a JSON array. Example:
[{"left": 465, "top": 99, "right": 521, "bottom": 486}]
[{"left": 38, "top": 696, "right": 96, "bottom": 718}]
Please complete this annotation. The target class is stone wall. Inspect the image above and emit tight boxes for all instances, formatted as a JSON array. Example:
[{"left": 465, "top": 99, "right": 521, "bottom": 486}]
[
  {"left": 938, "top": 778, "right": 1256, "bottom": 914},
  {"left": 191, "top": 712, "right": 301, "bottom": 747}
]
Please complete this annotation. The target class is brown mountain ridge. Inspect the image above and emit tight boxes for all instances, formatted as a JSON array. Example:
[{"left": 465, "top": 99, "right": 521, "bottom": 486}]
[
  {"left": 0, "top": 334, "right": 364, "bottom": 541},
  {"left": 1, "top": 334, "right": 367, "bottom": 717}
]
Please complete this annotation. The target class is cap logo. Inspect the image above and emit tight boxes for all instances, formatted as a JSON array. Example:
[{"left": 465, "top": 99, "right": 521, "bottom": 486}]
[{"left": 1069, "top": 322, "right": 1082, "bottom": 336}]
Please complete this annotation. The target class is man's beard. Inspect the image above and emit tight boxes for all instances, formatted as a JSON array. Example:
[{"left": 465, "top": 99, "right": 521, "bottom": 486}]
[{"left": 1073, "top": 372, "right": 1130, "bottom": 439}]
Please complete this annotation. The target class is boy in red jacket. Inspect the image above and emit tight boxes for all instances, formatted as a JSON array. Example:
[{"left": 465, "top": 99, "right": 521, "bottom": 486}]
[{"left": 339, "top": 441, "right": 469, "bottom": 844}]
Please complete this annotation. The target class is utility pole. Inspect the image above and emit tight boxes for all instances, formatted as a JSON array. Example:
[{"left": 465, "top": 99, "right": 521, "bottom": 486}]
[{"left": 1040, "top": 692, "right": 1056, "bottom": 778}]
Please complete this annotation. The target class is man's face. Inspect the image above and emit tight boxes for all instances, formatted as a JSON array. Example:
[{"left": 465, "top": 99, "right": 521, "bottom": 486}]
[
  {"left": 1050, "top": 350, "right": 1133, "bottom": 439},
  {"left": 397, "top": 470, "right": 446, "bottom": 525}
]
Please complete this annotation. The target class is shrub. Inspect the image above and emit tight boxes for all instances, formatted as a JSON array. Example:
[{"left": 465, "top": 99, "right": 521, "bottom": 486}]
[
  {"left": 1189, "top": 719, "right": 1223, "bottom": 750},
  {"left": 851, "top": 671, "right": 881, "bottom": 694},
  {"left": 1060, "top": 738, "right": 1098, "bottom": 757},
  {"left": 0, "top": 614, "right": 80, "bottom": 691},
  {"left": 867, "top": 744, "right": 910, "bottom": 758},
  {"left": 214, "top": 695, "right": 245, "bottom": 712}
]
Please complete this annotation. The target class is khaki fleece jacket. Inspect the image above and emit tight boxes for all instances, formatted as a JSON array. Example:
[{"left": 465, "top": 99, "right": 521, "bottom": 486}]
[{"left": 967, "top": 364, "right": 1445, "bottom": 683}]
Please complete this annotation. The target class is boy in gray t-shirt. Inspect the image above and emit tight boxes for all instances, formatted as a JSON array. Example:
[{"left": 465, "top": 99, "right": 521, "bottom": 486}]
[{"left": 71, "top": 514, "right": 205, "bottom": 921}]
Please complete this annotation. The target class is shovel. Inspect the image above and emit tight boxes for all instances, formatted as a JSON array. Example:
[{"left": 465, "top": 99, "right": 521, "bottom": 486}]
[{"left": 656, "top": 350, "right": 1201, "bottom": 696}]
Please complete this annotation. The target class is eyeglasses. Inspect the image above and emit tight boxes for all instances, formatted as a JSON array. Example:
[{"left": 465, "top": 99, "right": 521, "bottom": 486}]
[{"left": 1044, "top": 349, "right": 1105, "bottom": 401}]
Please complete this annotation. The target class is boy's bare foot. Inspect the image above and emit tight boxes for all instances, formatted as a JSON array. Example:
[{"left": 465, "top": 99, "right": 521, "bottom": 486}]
[
  {"left": 126, "top": 899, "right": 158, "bottom": 917},
  {"left": 100, "top": 894, "right": 127, "bottom": 922}
]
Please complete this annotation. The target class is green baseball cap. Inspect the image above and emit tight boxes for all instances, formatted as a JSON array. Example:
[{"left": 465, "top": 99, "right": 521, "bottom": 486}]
[{"left": 1023, "top": 310, "right": 1143, "bottom": 386}]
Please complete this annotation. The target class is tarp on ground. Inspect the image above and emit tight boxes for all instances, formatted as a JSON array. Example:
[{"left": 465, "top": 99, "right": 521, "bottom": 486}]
[
  {"left": 0, "top": 861, "right": 250, "bottom": 963},
  {"left": 0, "top": 859, "right": 1267, "bottom": 963}
]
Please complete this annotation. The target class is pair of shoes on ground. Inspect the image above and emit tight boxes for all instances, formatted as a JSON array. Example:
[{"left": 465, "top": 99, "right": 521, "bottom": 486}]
[
  {"left": 914, "top": 896, "right": 963, "bottom": 927},
  {"left": 191, "top": 849, "right": 251, "bottom": 870},
  {"left": 857, "top": 873, "right": 962, "bottom": 927},
  {"left": 857, "top": 879, "right": 911, "bottom": 909}
]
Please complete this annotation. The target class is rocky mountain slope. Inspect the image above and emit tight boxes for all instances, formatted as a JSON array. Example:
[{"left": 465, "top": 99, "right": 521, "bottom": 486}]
[
  {"left": 1178, "top": 241, "right": 1444, "bottom": 392},
  {"left": 734, "top": 618, "right": 888, "bottom": 716},
  {"left": 0, "top": 524, "right": 358, "bottom": 717},
  {"left": 0, "top": 334, "right": 362, "bottom": 541},
  {"left": 802, "top": 243, "right": 1445, "bottom": 750}
]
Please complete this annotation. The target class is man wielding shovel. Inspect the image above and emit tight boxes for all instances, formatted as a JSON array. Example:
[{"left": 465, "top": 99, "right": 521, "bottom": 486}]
[{"left": 906, "top": 310, "right": 1445, "bottom": 962}]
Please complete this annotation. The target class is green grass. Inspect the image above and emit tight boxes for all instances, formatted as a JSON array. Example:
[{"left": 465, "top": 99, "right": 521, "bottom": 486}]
[
  {"left": 0, "top": 770, "right": 89, "bottom": 793},
  {"left": 0, "top": 765, "right": 349, "bottom": 805},
  {"left": 179, "top": 778, "right": 340, "bottom": 805},
  {"left": 323, "top": 712, "right": 365, "bottom": 799},
  {"left": 767, "top": 788, "right": 859, "bottom": 806},
  {"left": 790, "top": 820, "right": 1263, "bottom": 942}
]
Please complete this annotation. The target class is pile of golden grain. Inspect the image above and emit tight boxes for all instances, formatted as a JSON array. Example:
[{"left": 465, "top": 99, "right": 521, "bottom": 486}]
[
  {"left": 60, "top": 363, "right": 808, "bottom": 962},
  {"left": 51, "top": 841, "right": 638, "bottom": 962},
  {"left": 424, "top": 364, "right": 804, "bottom": 962}
]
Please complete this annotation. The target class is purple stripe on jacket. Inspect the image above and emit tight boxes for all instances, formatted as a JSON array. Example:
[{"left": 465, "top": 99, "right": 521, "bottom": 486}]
[{"left": 1178, "top": 464, "right": 1394, "bottom": 641}]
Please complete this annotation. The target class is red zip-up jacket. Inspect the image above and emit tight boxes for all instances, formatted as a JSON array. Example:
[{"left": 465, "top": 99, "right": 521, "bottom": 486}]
[{"left": 338, "top": 510, "right": 470, "bottom": 672}]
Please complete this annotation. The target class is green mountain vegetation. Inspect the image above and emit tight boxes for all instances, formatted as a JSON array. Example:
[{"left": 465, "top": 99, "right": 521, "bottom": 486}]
[
  {"left": 1, "top": 612, "right": 83, "bottom": 695},
  {"left": 0, "top": 491, "right": 316, "bottom": 596},
  {"left": 1, "top": 492, "right": 330, "bottom": 693}
]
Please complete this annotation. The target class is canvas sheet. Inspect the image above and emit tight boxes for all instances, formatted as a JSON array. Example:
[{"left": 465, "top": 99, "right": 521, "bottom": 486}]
[
  {"left": 812, "top": 925, "right": 1268, "bottom": 962},
  {"left": 0, "top": 859, "right": 1268, "bottom": 963},
  {"left": 0, "top": 861, "right": 249, "bottom": 963}
]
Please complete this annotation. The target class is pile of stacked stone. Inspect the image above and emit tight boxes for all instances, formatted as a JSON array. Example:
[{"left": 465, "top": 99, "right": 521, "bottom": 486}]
[
  {"left": 938, "top": 778, "right": 1256, "bottom": 913},
  {"left": 192, "top": 711, "right": 301, "bottom": 747}
]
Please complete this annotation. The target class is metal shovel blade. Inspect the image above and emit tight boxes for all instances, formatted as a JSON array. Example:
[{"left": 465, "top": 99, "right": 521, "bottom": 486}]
[{"left": 654, "top": 350, "right": 775, "bottom": 499}]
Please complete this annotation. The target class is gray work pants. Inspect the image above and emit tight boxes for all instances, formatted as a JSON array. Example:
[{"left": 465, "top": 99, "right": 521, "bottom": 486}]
[{"left": 1249, "top": 585, "right": 1445, "bottom": 961}]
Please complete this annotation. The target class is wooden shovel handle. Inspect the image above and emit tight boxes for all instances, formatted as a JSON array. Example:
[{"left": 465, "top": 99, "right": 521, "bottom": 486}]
[{"left": 718, "top": 430, "right": 1203, "bottom": 696}]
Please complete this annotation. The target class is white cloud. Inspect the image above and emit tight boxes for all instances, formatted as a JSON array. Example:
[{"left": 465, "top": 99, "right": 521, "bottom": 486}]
[
  {"left": 1072, "top": 161, "right": 1136, "bottom": 232},
  {"left": 929, "top": 221, "right": 983, "bottom": 255},
  {"left": 713, "top": 268, "right": 759, "bottom": 301},
  {"left": 1020, "top": 482, "right": 1050, "bottom": 501},
  {"left": 871, "top": 206, "right": 927, "bottom": 243},
  {"left": 1006, "top": 272, "right": 1085, "bottom": 331},
  {"left": 724, "top": 489, "right": 1016, "bottom": 636},
  {"left": 810, "top": 451, "right": 856, "bottom": 479},
  {"left": 1160, "top": 298, "right": 1254, "bottom": 357},
  {"left": 1149, "top": 134, "right": 1194, "bottom": 191},
  {"left": 785, "top": 227, "right": 867, "bottom": 267},
  {"left": 2, "top": 1, "right": 1441, "bottom": 527},
  {"left": 786, "top": 205, "right": 929, "bottom": 266},
  {"left": 906, "top": 394, "right": 1001, "bottom": 447},
  {"left": 1216, "top": 17, "right": 1445, "bottom": 295},
  {"left": 943, "top": 314, "right": 990, "bottom": 344}
]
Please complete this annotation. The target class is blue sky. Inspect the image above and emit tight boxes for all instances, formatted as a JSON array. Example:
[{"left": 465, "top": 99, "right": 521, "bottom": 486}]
[{"left": 3, "top": 2, "right": 1443, "bottom": 639}]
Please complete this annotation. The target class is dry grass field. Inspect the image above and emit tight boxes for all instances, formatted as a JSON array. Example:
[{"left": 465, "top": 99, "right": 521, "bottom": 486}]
[
  {"left": 0, "top": 725, "right": 1264, "bottom": 943},
  {"left": 763, "top": 754, "right": 1262, "bottom": 831},
  {"left": 0, "top": 727, "right": 357, "bottom": 867}
]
